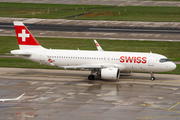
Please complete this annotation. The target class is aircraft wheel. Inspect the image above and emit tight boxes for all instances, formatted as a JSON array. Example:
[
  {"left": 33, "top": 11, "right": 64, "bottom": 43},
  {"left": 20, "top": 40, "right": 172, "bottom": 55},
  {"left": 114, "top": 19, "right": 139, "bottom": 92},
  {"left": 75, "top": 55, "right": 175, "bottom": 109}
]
[
  {"left": 88, "top": 75, "right": 95, "bottom": 80},
  {"left": 150, "top": 77, "right": 155, "bottom": 81}
]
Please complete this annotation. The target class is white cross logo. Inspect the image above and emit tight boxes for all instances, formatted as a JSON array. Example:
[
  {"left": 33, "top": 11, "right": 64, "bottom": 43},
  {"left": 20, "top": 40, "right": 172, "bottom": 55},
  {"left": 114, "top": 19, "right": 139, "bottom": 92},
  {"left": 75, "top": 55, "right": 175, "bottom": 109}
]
[{"left": 18, "top": 29, "right": 30, "bottom": 42}]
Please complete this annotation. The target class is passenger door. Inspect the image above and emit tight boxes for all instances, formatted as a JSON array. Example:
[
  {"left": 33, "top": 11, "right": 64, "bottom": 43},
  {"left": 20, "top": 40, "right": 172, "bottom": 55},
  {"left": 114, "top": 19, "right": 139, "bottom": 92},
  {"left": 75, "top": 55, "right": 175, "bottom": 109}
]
[{"left": 148, "top": 56, "right": 154, "bottom": 66}]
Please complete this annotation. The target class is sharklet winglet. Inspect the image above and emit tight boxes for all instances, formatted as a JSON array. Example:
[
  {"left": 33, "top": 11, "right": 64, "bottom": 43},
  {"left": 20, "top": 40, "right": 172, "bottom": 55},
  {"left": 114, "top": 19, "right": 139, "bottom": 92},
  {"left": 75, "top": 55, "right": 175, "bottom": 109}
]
[{"left": 94, "top": 39, "right": 104, "bottom": 51}]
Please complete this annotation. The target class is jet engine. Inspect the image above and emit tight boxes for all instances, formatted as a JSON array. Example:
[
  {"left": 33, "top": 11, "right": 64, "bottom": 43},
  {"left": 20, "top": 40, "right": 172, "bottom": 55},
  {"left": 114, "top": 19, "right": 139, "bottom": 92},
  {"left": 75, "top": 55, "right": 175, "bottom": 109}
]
[{"left": 101, "top": 68, "right": 120, "bottom": 80}]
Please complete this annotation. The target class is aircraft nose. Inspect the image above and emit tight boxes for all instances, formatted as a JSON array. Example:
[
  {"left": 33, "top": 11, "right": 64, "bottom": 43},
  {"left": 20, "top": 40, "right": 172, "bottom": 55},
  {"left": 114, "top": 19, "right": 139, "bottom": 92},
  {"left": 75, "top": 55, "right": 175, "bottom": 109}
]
[{"left": 171, "top": 62, "right": 176, "bottom": 70}]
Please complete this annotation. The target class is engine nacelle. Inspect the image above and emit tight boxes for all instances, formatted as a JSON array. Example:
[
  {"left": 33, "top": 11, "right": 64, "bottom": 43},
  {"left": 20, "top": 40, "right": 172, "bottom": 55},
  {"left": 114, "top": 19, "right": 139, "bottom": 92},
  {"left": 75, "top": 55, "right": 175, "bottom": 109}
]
[{"left": 101, "top": 68, "right": 120, "bottom": 80}]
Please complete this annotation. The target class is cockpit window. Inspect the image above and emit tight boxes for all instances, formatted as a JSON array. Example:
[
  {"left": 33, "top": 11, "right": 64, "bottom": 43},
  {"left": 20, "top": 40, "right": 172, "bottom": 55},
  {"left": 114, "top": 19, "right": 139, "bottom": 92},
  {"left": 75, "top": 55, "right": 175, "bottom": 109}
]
[{"left": 159, "top": 58, "right": 170, "bottom": 63}]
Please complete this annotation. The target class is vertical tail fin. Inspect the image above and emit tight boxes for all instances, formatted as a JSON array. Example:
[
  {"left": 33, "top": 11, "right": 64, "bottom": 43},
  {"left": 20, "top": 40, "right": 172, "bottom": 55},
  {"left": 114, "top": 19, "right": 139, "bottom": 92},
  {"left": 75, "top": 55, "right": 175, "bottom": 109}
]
[{"left": 13, "top": 21, "right": 44, "bottom": 50}]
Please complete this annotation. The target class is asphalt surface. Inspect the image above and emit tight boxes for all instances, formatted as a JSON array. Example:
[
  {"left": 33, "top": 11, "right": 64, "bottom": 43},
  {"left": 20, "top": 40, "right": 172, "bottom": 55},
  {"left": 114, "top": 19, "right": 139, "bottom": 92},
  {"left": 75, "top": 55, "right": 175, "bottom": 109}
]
[
  {"left": 1, "top": 18, "right": 180, "bottom": 41},
  {"left": 1, "top": 0, "right": 180, "bottom": 7},
  {"left": 1, "top": 22, "right": 180, "bottom": 34},
  {"left": 0, "top": 67, "right": 180, "bottom": 120}
]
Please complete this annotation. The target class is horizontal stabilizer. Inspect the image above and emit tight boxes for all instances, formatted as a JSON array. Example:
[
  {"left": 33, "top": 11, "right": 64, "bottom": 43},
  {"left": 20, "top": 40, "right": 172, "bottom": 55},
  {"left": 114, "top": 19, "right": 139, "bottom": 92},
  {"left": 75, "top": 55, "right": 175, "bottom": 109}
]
[{"left": 11, "top": 50, "right": 31, "bottom": 56}]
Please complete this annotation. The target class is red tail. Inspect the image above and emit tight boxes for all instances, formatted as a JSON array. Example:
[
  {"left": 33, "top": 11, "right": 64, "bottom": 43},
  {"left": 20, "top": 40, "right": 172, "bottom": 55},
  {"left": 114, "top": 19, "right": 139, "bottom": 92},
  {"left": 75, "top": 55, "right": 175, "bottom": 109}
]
[{"left": 14, "top": 21, "right": 43, "bottom": 49}]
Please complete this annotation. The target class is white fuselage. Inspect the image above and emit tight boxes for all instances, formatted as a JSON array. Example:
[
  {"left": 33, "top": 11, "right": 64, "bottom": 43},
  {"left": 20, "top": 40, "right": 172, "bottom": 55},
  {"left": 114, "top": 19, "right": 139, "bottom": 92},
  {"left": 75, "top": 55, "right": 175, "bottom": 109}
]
[{"left": 21, "top": 48, "right": 176, "bottom": 72}]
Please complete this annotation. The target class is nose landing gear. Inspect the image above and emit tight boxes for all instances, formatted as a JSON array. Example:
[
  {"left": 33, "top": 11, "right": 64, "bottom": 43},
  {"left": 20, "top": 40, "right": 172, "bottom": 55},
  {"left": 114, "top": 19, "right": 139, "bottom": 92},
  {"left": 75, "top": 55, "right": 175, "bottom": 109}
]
[{"left": 150, "top": 72, "right": 155, "bottom": 81}]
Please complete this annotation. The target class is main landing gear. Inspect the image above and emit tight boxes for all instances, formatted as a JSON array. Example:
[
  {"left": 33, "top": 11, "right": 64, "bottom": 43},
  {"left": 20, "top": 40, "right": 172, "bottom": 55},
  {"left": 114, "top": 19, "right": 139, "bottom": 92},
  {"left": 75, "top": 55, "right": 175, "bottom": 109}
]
[
  {"left": 150, "top": 72, "right": 155, "bottom": 81},
  {"left": 88, "top": 75, "right": 95, "bottom": 80},
  {"left": 88, "top": 69, "right": 100, "bottom": 80}
]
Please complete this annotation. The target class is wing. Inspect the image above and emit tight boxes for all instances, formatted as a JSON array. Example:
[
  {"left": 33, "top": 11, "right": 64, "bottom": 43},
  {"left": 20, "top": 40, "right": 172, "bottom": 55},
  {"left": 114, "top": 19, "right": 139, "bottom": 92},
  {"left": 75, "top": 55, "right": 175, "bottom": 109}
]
[
  {"left": 62, "top": 65, "right": 102, "bottom": 69},
  {"left": 47, "top": 56, "right": 126, "bottom": 70},
  {"left": 94, "top": 39, "right": 104, "bottom": 51},
  {"left": 0, "top": 93, "right": 25, "bottom": 102},
  {"left": 15, "top": 93, "right": 25, "bottom": 100},
  {"left": 62, "top": 64, "right": 126, "bottom": 70}
]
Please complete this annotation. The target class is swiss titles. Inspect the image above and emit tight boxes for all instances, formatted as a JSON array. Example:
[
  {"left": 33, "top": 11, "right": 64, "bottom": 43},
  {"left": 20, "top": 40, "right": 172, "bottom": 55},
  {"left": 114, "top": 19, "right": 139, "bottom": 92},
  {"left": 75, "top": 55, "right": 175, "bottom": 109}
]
[{"left": 120, "top": 56, "right": 147, "bottom": 64}]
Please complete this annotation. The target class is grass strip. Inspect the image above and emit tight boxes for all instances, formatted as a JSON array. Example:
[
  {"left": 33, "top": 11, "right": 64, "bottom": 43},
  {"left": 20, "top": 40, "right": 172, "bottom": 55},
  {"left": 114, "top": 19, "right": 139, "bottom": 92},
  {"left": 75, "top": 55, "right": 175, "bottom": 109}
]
[
  {"left": 0, "top": 2, "right": 180, "bottom": 21},
  {"left": 74, "top": 6, "right": 180, "bottom": 22},
  {"left": 0, "top": 36, "right": 180, "bottom": 61},
  {"left": 0, "top": 58, "right": 57, "bottom": 69},
  {"left": 0, "top": 2, "right": 112, "bottom": 19}
]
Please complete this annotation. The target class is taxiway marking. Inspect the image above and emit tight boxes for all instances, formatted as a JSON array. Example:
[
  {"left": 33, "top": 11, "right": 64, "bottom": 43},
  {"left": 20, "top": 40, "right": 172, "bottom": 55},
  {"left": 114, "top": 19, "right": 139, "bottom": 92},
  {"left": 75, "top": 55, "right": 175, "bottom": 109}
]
[
  {"left": 137, "top": 115, "right": 180, "bottom": 119},
  {"left": 142, "top": 103, "right": 180, "bottom": 114},
  {"left": 168, "top": 101, "right": 180, "bottom": 110}
]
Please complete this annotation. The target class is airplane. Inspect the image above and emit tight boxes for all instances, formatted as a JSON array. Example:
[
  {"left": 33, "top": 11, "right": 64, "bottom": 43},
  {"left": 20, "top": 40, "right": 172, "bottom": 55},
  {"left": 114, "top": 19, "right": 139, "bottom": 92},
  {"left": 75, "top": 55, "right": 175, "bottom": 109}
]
[
  {"left": 0, "top": 93, "right": 25, "bottom": 102},
  {"left": 11, "top": 21, "right": 176, "bottom": 81}
]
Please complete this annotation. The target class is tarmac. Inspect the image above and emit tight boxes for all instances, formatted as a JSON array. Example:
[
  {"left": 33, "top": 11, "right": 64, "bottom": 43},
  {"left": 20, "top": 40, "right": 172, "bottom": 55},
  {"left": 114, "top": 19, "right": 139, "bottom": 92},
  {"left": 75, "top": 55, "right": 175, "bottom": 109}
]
[
  {"left": 1, "top": 17, "right": 180, "bottom": 41},
  {"left": 0, "top": 67, "right": 180, "bottom": 120},
  {"left": 1, "top": 0, "right": 180, "bottom": 7},
  {"left": 0, "top": 1, "right": 180, "bottom": 119}
]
